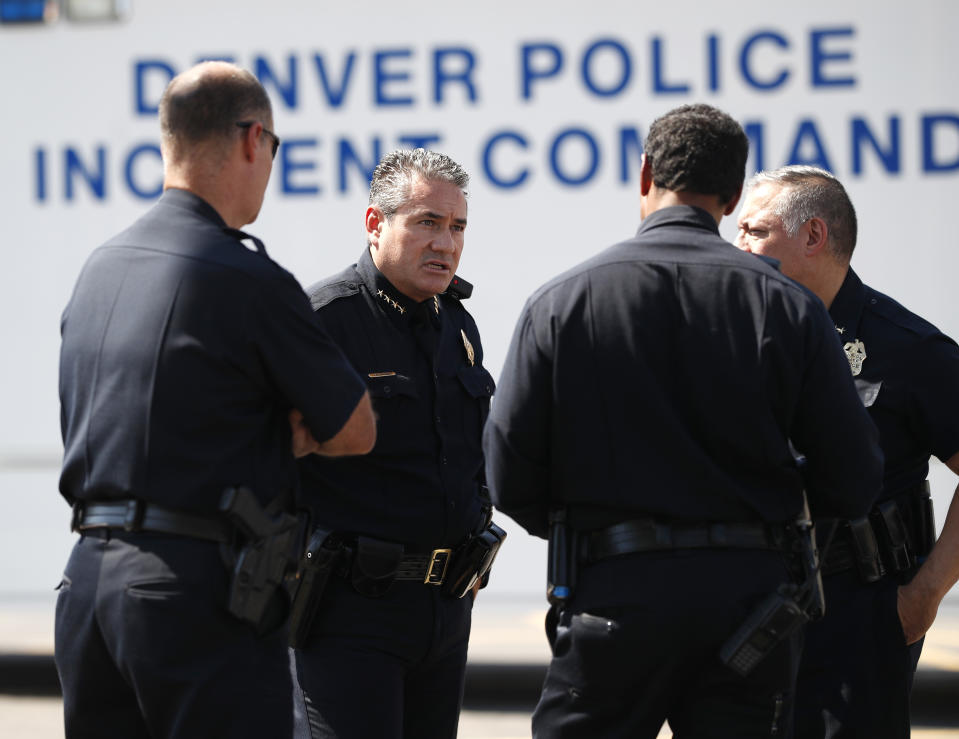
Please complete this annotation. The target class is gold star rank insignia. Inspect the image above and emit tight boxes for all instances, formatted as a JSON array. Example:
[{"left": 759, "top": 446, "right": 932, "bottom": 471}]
[
  {"left": 376, "top": 289, "right": 405, "bottom": 315},
  {"left": 843, "top": 339, "right": 866, "bottom": 376},
  {"left": 460, "top": 329, "right": 475, "bottom": 366}
]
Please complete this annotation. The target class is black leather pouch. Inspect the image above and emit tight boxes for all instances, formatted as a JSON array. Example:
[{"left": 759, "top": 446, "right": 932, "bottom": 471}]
[{"left": 351, "top": 537, "right": 403, "bottom": 597}]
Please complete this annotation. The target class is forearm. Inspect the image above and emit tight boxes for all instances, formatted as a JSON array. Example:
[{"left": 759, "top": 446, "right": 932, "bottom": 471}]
[
  {"left": 908, "top": 481, "right": 959, "bottom": 602},
  {"left": 898, "top": 455, "right": 959, "bottom": 643}
]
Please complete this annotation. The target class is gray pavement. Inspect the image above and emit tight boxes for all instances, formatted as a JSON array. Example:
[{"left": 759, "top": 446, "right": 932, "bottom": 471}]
[{"left": 3, "top": 594, "right": 959, "bottom": 737}]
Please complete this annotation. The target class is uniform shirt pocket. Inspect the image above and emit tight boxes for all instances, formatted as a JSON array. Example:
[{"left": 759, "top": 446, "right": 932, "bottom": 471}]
[
  {"left": 456, "top": 366, "right": 496, "bottom": 400},
  {"left": 456, "top": 366, "right": 496, "bottom": 443}
]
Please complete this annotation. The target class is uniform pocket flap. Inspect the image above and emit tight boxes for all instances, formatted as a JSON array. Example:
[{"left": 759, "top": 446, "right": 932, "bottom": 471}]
[
  {"left": 366, "top": 372, "right": 418, "bottom": 400},
  {"left": 457, "top": 365, "right": 496, "bottom": 399}
]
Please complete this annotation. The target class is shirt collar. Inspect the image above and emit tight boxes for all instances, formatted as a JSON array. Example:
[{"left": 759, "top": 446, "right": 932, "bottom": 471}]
[
  {"left": 828, "top": 268, "right": 866, "bottom": 337},
  {"left": 636, "top": 205, "right": 722, "bottom": 238},
  {"left": 159, "top": 188, "right": 228, "bottom": 228},
  {"left": 355, "top": 248, "right": 440, "bottom": 326}
]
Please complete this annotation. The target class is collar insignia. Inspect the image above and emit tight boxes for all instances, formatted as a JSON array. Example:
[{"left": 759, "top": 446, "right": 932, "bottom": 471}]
[
  {"left": 376, "top": 289, "right": 405, "bottom": 315},
  {"left": 843, "top": 339, "right": 866, "bottom": 376},
  {"left": 460, "top": 329, "right": 475, "bottom": 366}
]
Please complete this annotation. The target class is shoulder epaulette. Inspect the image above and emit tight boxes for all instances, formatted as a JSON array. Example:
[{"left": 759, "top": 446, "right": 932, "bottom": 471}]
[
  {"left": 307, "top": 268, "right": 361, "bottom": 311},
  {"left": 864, "top": 285, "right": 939, "bottom": 339}
]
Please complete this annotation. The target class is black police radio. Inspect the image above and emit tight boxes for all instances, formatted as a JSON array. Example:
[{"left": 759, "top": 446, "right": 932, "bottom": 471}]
[{"left": 720, "top": 494, "right": 827, "bottom": 677}]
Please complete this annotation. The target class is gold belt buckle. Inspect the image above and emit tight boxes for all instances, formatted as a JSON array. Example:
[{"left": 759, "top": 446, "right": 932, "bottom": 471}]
[{"left": 425, "top": 548, "right": 452, "bottom": 585}]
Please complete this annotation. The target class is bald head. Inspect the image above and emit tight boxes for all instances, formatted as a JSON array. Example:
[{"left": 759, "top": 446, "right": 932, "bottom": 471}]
[{"left": 159, "top": 61, "right": 273, "bottom": 166}]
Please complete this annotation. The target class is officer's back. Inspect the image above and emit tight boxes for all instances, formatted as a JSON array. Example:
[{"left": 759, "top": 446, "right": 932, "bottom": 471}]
[{"left": 484, "top": 103, "right": 883, "bottom": 739}]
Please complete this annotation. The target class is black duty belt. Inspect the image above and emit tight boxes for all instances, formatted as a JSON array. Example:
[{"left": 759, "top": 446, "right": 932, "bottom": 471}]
[
  {"left": 394, "top": 548, "right": 453, "bottom": 585},
  {"left": 73, "top": 500, "right": 232, "bottom": 544},
  {"left": 581, "top": 518, "right": 789, "bottom": 564},
  {"left": 819, "top": 483, "right": 934, "bottom": 581}
]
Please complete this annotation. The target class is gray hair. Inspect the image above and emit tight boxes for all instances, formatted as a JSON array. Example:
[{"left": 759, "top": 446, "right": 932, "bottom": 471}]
[
  {"left": 369, "top": 149, "right": 469, "bottom": 219},
  {"left": 747, "top": 165, "right": 857, "bottom": 262}
]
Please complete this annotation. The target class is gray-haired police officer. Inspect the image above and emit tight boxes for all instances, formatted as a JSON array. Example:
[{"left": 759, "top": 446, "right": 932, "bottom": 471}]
[
  {"left": 293, "top": 149, "right": 498, "bottom": 739},
  {"left": 737, "top": 165, "right": 959, "bottom": 738}
]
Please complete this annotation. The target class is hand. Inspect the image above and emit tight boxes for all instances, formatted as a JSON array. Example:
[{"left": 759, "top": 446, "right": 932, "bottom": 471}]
[
  {"left": 897, "top": 582, "right": 940, "bottom": 645},
  {"left": 288, "top": 409, "right": 321, "bottom": 458}
]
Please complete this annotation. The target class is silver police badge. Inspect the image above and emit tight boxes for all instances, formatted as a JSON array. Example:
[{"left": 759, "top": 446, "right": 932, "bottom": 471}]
[{"left": 843, "top": 339, "right": 867, "bottom": 376}]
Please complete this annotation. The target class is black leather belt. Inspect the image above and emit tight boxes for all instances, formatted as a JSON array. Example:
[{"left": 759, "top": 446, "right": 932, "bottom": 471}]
[
  {"left": 394, "top": 548, "right": 453, "bottom": 585},
  {"left": 819, "top": 483, "right": 932, "bottom": 580},
  {"left": 73, "top": 500, "right": 232, "bottom": 543},
  {"left": 582, "top": 518, "right": 788, "bottom": 564}
]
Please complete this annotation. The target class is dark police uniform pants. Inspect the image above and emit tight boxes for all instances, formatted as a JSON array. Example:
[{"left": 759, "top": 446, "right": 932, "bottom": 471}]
[
  {"left": 293, "top": 572, "right": 473, "bottom": 739},
  {"left": 794, "top": 570, "right": 923, "bottom": 738},
  {"left": 532, "top": 550, "right": 801, "bottom": 739},
  {"left": 55, "top": 531, "right": 294, "bottom": 739}
]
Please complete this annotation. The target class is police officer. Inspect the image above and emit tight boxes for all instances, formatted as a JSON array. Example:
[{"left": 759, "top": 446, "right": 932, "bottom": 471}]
[
  {"left": 293, "top": 149, "right": 497, "bottom": 738},
  {"left": 56, "top": 61, "right": 376, "bottom": 738},
  {"left": 735, "top": 165, "right": 959, "bottom": 737},
  {"left": 484, "top": 104, "right": 884, "bottom": 738}
]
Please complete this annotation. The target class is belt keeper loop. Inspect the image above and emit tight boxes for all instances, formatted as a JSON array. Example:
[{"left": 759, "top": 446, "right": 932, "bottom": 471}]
[
  {"left": 70, "top": 501, "right": 84, "bottom": 532},
  {"left": 124, "top": 500, "right": 146, "bottom": 532},
  {"left": 710, "top": 523, "right": 728, "bottom": 546}
]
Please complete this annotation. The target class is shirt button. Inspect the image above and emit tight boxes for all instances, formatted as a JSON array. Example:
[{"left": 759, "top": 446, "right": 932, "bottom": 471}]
[
  {"left": 441, "top": 456, "right": 448, "bottom": 465},
  {"left": 450, "top": 500, "right": 456, "bottom": 509},
  {"left": 383, "top": 386, "right": 391, "bottom": 395},
  {"left": 435, "top": 416, "right": 442, "bottom": 424}
]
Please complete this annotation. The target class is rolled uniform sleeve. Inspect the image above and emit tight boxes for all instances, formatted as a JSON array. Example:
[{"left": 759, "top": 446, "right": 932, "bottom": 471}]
[
  {"left": 908, "top": 334, "right": 959, "bottom": 463},
  {"left": 251, "top": 273, "right": 367, "bottom": 443},
  {"left": 484, "top": 303, "right": 553, "bottom": 539}
]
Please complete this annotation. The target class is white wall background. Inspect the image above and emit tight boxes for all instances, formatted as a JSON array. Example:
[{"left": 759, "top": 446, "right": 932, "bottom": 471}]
[{"left": 1, "top": 0, "right": 957, "bottom": 604}]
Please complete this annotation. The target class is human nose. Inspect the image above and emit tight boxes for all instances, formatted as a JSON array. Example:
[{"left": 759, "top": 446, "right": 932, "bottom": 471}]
[{"left": 431, "top": 226, "right": 457, "bottom": 253}]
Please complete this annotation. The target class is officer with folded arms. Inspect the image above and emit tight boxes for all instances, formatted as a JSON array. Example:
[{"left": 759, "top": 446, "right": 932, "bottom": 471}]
[
  {"left": 484, "top": 104, "right": 884, "bottom": 738},
  {"left": 736, "top": 165, "right": 959, "bottom": 737},
  {"left": 291, "top": 149, "right": 501, "bottom": 739},
  {"left": 56, "top": 61, "right": 375, "bottom": 738}
]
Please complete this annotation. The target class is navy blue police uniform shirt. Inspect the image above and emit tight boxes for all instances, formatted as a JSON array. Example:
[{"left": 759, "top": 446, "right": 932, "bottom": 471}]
[
  {"left": 298, "top": 249, "right": 495, "bottom": 552},
  {"left": 830, "top": 268, "right": 959, "bottom": 499},
  {"left": 485, "top": 205, "right": 884, "bottom": 539},
  {"left": 59, "top": 188, "right": 367, "bottom": 512}
]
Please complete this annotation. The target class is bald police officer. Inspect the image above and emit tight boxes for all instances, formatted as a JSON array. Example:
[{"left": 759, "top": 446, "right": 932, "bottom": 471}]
[{"left": 56, "top": 61, "right": 375, "bottom": 738}]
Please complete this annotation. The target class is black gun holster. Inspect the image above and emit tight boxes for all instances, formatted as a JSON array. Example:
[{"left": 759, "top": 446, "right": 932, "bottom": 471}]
[
  {"left": 219, "top": 486, "right": 300, "bottom": 636},
  {"left": 287, "top": 528, "right": 346, "bottom": 648}
]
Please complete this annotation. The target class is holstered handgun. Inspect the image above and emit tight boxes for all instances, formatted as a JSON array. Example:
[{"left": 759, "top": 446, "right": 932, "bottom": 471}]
[
  {"left": 288, "top": 528, "right": 344, "bottom": 648},
  {"left": 219, "top": 486, "right": 299, "bottom": 635}
]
